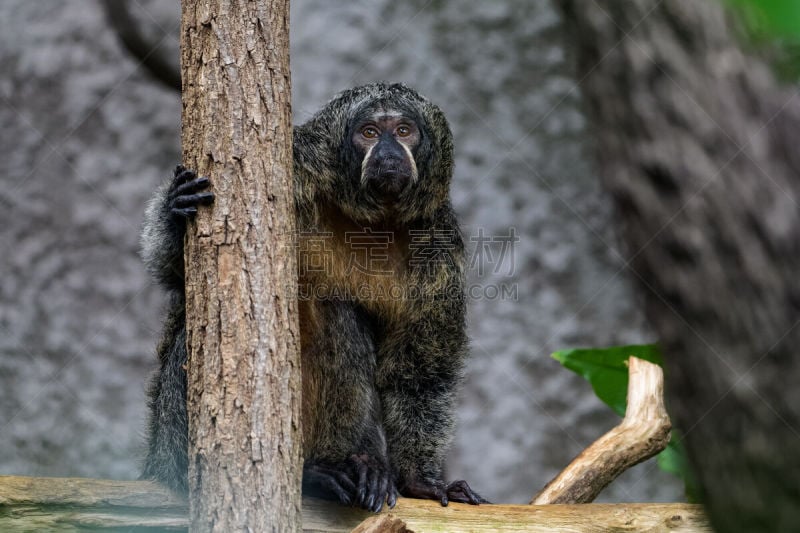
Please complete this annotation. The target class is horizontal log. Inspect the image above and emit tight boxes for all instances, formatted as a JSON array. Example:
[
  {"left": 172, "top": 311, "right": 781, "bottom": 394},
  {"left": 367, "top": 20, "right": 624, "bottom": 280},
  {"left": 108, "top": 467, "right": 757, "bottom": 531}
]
[{"left": 0, "top": 475, "right": 710, "bottom": 532}]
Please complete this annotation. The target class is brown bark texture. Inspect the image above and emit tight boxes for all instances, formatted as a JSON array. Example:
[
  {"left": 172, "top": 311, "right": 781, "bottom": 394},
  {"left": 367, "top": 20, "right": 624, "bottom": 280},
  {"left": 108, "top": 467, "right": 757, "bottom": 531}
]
[
  {"left": 180, "top": 1, "right": 301, "bottom": 531},
  {"left": 556, "top": 0, "right": 800, "bottom": 531}
]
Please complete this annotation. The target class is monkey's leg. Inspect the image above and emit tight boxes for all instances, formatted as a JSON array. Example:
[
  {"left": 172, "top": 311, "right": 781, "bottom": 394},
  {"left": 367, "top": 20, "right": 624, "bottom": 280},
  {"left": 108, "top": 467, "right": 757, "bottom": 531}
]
[
  {"left": 378, "top": 303, "right": 489, "bottom": 506},
  {"left": 302, "top": 301, "right": 397, "bottom": 512},
  {"left": 141, "top": 302, "right": 189, "bottom": 494}
]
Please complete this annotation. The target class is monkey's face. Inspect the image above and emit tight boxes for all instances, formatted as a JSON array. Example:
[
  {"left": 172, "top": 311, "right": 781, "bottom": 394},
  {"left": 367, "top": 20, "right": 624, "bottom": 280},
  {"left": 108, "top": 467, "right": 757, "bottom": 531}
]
[
  {"left": 299, "top": 83, "right": 452, "bottom": 223},
  {"left": 351, "top": 112, "right": 420, "bottom": 200}
]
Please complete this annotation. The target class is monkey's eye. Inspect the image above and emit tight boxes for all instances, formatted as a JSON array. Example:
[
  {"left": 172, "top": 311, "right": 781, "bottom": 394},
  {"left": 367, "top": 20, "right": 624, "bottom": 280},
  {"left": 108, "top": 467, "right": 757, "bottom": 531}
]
[
  {"left": 396, "top": 125, "right": 411, "bottom": 137},
  {"left": 361, "top": 126, "right": 379, "bottom": 139}
]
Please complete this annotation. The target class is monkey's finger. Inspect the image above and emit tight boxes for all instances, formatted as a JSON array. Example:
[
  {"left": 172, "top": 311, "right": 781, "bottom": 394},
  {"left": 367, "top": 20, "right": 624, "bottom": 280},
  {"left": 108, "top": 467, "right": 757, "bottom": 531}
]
[
  {"left": 170, "top": 177, "right": 211, "bottom": 199},
  {"left": 474, "top": 493, "right": 491, "bottom": 504},
  {"left": 172, "top": 192, "right": 215, "bottom": 209},
  {"left": 365, "top": 467, "right": 380, "bottom": 511},
  {"left": 304, "top": 468, "right": 353, "bottom": 505},
  {"left": 173, "top": 167, "right": 196, "bottom": 185},
  {"left": 445, "top": 480, "right": 488, "bottom": 505},
  {"left": 462, "top": 484, "right": 488, "bottom": 505},
  {"left": 332, "top": 470, "right": 357, "bottom": 495},
  {"left": 387, "top": 483, "right": 398, "bottom": 509},
  {"left": 355, "top": 460, "right": 368, "bottom": 506},
  {"left": 451, "top": 490, "right": 476, "bottom": 504},
  {"left": 321, "top": 477, "right": 353, "bottom": 505},
  {"left": 373, "top": 472, "right": 389, "bottom": 513},
  {"left": 173, "top": 165, "right": 188, "bottom": 179},
  {"left": 310, "top": 465, "right": 357, "bottom": 494},
  {"left": 171, "top": 207, "right": 197, "bottom": 219}
]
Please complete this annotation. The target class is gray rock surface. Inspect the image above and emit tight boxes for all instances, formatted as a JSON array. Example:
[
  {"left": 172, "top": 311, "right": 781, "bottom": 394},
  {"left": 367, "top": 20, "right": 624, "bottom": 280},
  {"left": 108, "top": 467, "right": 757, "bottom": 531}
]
[{"left": 0, "top": 0, "right": 680, "bottom": 502}]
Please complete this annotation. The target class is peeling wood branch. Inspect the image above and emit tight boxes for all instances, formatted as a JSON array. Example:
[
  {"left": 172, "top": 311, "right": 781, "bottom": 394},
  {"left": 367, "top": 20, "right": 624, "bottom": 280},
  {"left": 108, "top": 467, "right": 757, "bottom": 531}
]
[
  {"left": 352, "top": 514, "right": 412, "bottom": 533},
  {"left": 0, "top": 359, "right": 680, "bottom": 529},
  {"left": 532, "top": 357, "right": 672, "bottom": 504},
  {"left": 0, "top": 475, "right": 710, "bottom": 532},
  {"left": 349, "top": 500, "right": 710, "bottom": 533}
]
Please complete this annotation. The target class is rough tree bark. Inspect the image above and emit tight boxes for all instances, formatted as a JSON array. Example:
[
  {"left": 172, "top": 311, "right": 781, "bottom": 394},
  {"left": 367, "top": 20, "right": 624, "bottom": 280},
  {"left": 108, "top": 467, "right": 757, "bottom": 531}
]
[
  {"left": 556, "top": 1, "right": 800, "bottom": 531},
  {"left": 180, "top": 1, "right": 301, "bottom": 531}
]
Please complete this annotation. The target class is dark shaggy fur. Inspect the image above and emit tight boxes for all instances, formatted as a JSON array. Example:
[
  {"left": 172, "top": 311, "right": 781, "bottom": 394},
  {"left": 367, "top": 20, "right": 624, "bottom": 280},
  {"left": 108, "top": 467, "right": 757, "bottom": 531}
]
[{"left": 140, "top": 83, "right": 485, "bottom": 510}]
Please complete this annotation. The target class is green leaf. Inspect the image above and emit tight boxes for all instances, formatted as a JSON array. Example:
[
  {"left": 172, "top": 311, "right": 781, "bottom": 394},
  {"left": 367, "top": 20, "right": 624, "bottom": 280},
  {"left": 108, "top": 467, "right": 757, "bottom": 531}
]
[
  {"left": 723, "top": 0, "right": 800, "bottom": 81},
  {"left": 658, "top": 434, "right": 702, "bottom": 503},
  {"left": 727, "top": 0, "right": 800, "bottom": 39},
  {"left": 551, "top": 344, "right": 662, "bottom": 417},
  {"left": 552, "top": 343, "right": 702, "bottom": 502}
]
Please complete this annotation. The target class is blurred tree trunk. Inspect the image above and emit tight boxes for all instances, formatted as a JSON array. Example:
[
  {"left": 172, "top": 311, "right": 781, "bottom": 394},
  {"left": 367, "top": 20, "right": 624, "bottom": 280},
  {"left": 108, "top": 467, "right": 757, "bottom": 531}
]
[
  {"left": 556, "top": 0, "right": 800, "bottom": 531},
  {"left": 180, "top": 1, "right": 301, "bottom": 531}
]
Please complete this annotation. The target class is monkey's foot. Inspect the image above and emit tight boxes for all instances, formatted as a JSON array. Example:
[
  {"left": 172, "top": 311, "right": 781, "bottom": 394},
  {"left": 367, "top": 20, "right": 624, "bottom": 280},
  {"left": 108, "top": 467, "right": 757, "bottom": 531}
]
[
  {"left": 348, "top": 452, "right": 398, "bottom": 513},
  {"left": 168, "top": 166, "right": 214, "bottom": 219},
  {"left": 303, "top": 462, "right": 357, "bottom": 505},
  {"left": 303, "top": 455, "right": 397, "bottom": 513},
  {"left": 401, "top": 478, "right": 490, "bottom": 506}
]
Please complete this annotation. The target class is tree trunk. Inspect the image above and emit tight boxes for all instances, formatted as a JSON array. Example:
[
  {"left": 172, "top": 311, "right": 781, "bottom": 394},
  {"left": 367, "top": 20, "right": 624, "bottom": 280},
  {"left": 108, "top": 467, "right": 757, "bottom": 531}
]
[
  {"left": 556, "top": 1, "right": 800, "bottom": 531},
  {"left": 180, "top": 1, "right": 301, "bottom": 531}
]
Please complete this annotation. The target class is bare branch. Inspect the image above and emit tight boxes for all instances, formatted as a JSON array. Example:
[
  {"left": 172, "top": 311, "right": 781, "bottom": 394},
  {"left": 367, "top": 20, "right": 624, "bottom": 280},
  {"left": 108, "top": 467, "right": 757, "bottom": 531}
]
[
  {"left": 532, "top": 357, "right": 671, "bottom": 504},
  {"left": 100, "top": 0, "right": 181, "bottom": 91}
]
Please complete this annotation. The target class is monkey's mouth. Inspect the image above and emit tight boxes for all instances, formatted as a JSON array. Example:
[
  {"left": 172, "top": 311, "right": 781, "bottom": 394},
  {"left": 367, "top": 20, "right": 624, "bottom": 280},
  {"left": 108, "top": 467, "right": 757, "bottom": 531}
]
[{"left": 366, "top": 167, "right": 412, "bottom": 197}]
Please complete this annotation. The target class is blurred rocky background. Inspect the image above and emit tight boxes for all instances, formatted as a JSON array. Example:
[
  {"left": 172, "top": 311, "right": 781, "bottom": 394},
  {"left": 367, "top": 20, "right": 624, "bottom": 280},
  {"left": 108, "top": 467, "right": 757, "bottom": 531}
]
[{"left": 0, "top": 0, "right": 680, "bottom": 502}]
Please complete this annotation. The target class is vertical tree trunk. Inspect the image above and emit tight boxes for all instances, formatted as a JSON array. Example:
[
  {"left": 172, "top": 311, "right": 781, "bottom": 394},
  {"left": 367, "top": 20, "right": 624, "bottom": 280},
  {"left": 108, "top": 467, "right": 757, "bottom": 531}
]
[
  {"left": 556, "top": 0, "right": 800, "bottom": 531},
  {"left": 180, "top": 1, "right": 301, "bottom": 531}
]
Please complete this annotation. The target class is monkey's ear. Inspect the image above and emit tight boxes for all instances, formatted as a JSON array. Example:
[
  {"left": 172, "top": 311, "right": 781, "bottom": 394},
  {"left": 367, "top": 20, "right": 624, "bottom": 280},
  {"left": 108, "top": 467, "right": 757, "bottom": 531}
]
[
  {"left": 416, "top": 105, "right": 454, "bottom": 185},
  {"left": 293, "top": 124, "right": 342, "bottom": 200},
  {"left": 294, "top": 126, "right": 335, "bottom": 174}
]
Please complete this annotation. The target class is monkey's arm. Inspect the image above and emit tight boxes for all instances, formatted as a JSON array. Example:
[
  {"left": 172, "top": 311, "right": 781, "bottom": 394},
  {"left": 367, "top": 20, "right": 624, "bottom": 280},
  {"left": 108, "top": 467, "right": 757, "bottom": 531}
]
[
  {"left": 302, "top": 301, "right": 398, "bottom": 513},
  {"left": 140, "top": 166, "right": 213, "bottom": 493},
  {"left": 378, "top": 217, "right": 487, "bottom": 506},
  {"left": 140, "top": 166, "right": 213, "bottom": 291}
]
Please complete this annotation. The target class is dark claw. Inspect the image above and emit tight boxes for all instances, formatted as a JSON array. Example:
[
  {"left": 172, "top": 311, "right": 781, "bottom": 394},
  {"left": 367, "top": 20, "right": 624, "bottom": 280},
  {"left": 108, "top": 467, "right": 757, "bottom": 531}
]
[
  {"left": 349, "top": 453, "right": 394, "bottom": 512},
  {"left": 166, "top": 167, "right": 214, "bottom": 222},
  {"left": 444, "top": 479, "right": 489, "bottom": 505},
  {"left": 324, "top": 479, "right": 352, "bottom": 505},
  {"left": 366, "top": 467, "right": 380, "bottom": 510},
  {"left": 305, "top": 455, "right": 393, "bottom": 513},
  {"left": 401, "top": 478, "right": 488, "bottom": 507},
  {"left": 355, "top": 457, "right": 368, "bottom": 506},
  {"left": 375, "top": 472, "right": 389, "bottom": 513},
  {"left": 172, "top": 191, "right": 215, "bottom": 208},
  {"left": 173, "top": 165, "right": 195, "bottom": 186},
  {"left": 326, "top": 466, "right": 357, "bottom": 494},
  {"left": 303, "top": 463, "right": 355, "bottom": 505},
  {"left": 171, "top": 207, "right": 197, "bottom": 218},
  {"left": 170, "top": 177, "right": 211, "bottom": 200}
]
